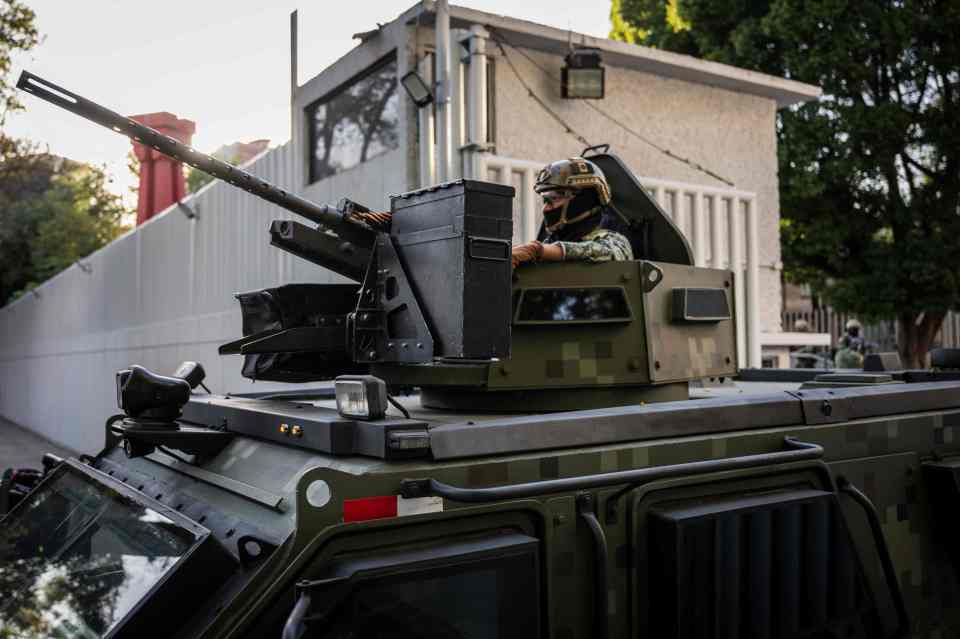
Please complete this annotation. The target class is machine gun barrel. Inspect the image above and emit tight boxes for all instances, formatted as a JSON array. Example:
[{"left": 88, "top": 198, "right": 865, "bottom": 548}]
[{"left": 16, "top": 71, "right": 373, "bottom": 246}]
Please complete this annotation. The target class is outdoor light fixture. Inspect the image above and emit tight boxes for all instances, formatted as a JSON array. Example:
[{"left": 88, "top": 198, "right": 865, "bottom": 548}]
[
  {"left": 562, "top": 47, "right": 605, "bottom": 99},
  {"left": 400, "top": 70, "right": 434, "bottom": 108},
  {"left": 335, "top": 375, "right": 389, "bottom": 420}
]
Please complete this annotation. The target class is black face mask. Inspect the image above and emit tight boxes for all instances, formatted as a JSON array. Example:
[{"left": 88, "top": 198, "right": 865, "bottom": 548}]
[{"left": 544, "top": 190, "right": 601, "bottom": 240}]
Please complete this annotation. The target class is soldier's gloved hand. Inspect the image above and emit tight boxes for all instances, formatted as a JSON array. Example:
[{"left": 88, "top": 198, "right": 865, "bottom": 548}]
[{"left": 512, "top": 240, "right": 544, "bottom": 269}]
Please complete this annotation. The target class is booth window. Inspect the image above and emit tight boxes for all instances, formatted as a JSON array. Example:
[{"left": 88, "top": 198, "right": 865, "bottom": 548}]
[{"left": 308, "top": 55, "right": 400, "bottom": 183}]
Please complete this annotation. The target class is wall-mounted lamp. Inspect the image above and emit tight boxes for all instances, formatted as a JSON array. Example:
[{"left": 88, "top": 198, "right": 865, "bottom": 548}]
[
  {"left": 562, "top": 47, "right": 605, "bottom": 99},
  {"left": 177, "top": 201, "right": 197, "bottom": 220},
  {"left": 401, "top": 70, "right": 434, "bottom": 108}
]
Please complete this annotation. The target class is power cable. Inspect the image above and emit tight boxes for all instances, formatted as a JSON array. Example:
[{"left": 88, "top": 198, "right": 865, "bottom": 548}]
[
  {"left": 581, "top": 101, "right": 735, "bottom": 187},
  {"left": 491, "top": 38, "right": 593, "bottom": 149},
  {"left": 488, "top": 28, "right": 735, "bottom": 187},
  {"left": 387, "top": 394, "right": 411, "bottom": 419}
]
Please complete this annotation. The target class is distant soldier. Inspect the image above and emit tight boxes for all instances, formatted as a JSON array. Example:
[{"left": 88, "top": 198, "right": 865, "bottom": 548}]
[
  {"left": 789, "top": 318, "right": 828, "bottom": 368},
  {"left": 512, "top": 157, "right": 633, "bottom": 268},
  {"left": 835, "top": 318, "right": 867, "bottom": 368}
]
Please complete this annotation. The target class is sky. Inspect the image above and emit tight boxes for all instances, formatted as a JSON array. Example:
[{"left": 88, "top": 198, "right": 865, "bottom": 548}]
[{"left": 5, "top": 1, "right": 613, "bottom": 204}]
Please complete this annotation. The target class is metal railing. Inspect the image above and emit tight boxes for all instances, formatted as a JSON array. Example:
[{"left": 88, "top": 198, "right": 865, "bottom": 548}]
[{"left": 482, "top": 154, "right": 763, "bottom": 368}]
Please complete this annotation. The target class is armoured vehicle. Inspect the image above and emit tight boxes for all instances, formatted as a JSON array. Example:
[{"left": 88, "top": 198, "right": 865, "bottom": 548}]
[{"left": 4, "top": 71, "right": 960, "bottom": 639}]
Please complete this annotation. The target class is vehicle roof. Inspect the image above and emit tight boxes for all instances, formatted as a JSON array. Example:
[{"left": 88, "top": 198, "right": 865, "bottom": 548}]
[{"left": 306, "top": 379, "right": 804, "bottom": 424}]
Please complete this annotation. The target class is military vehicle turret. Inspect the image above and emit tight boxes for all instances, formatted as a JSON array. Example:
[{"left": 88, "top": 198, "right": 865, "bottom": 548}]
[
  {"left": 16, "top": 71, "right": 736, "bottom": 412},
  {"left": 5, "top": 71, "right": 960, "bottom": 639}
]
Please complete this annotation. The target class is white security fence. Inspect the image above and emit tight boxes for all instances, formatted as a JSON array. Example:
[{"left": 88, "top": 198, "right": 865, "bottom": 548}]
[{"left": 482, "top": 154, "right": 762, "bottom": 369}]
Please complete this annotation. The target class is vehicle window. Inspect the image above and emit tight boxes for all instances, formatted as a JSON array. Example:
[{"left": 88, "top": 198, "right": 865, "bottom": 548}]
[
  {"left": 0, "top": 467, "right": 196, "bottom": 638},
  {"left": 308, "top": 55, "right": 400, "bottom": 183},
  {"left": 516, "top": 287, "right": 631, "bottom": 323},
  {"left": 309, "top": 549, "right": 538, "bottom": 638}
]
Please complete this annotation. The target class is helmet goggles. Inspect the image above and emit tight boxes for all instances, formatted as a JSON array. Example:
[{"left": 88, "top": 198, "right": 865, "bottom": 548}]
[{"left": 540, "top": 189, "right": 576, "bottom": 207}]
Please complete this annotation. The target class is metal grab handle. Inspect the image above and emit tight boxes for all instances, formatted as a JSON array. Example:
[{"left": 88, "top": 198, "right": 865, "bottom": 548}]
[
  {"left": 581, "top": 143, "right": 611, "bottom": 157},
  {"left": 401, "top": 437, "right": 824, "bottom": 503},
  {"left": 577, "top": 493, "right": 609, "bottom": 639},
  {"left": 837, "top": 477, "right": 911, "bottom": 638},
  {"left": 281, "top": 591, "right": 312, "bottom": 639}
]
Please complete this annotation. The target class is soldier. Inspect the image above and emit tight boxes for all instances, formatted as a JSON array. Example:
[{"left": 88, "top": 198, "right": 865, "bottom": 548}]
[
  {"left": 512, "top": 157, "right": 633, "bottom": 268},
  {"left": 835, "top": 318, "right": 866, "bottom": 369}
]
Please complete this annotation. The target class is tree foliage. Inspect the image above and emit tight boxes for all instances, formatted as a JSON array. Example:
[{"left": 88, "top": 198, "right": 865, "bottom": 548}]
[
  {"left": 0, "top": 4, "right": 128, "bottom": 304},
  {"left": 612, "top": 0, "right": 960, "bottom": 366},
  {"left": 187, "top": 164, "right": 215, "bottom": 193},
  {"left": 0, "top": 136, "right": 129, "bottom": 303},
  {"left": 0, "top": 0, "right": 39, "bottom": 119}
]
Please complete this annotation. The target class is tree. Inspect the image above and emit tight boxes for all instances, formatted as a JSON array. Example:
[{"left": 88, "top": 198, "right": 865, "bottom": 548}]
[
  {"left": 612, "top": 0, "right": 960, "bottom": 367},
  {"left": 0, "top": 0, "right": 39, "bottom": 120},
  {"left": 0, "top": 137, "right": 129, "bottom": 303},
  {"left": 187, "top": 164, "right": 215, "bottom": 193},
  {"left": 27, "top": 164, "right": 128, "bottom": 282}
]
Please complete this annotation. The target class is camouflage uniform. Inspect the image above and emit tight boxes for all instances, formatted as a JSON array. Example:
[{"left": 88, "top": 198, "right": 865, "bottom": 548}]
[
  {"left": 835, "top": 319, "right": 867, "bottom": 368},
  {"left": 554, "top": 227, "right": 633, "bottom": 263}
]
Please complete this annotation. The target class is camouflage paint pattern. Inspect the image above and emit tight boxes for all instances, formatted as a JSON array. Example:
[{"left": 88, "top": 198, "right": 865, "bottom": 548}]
[
  {"left": 481, "top": 259, "right": 737, "bottom": 396},
  {"left": 79, "top": 394, "right": 960, "bottom": 638},
  {"left": 555, "top": 228, "right": 634, "bottom": 263},
  {"left": 218, "top": 405, "right": 960, "bottom": 639},
  {"left": 534, "top": 157, "right": 613, "bottom": 206},
  {"left": 642, "top": 261, "right": 738, "bottom": 383}
]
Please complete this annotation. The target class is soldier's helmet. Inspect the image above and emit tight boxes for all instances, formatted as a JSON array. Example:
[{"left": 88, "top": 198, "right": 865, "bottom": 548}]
[{"left": 534, "top": 157, "right": 612, "bottom": 206}]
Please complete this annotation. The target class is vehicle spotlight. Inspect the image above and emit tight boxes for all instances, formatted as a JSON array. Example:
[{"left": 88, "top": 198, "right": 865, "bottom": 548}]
[
  {"left": 400, "top": 70, "right": 434, "bottom": 108},
  {"left": 334, "top": 375, "right": 389, "bottom": 420},
  {"left": 562, "top": 47, "right": 605, "bottom": 99}
]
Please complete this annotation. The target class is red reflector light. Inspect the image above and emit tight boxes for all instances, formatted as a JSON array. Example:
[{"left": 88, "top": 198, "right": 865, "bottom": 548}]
[{"left": 343, "top": 495, "right": 398, "bottom": 522}]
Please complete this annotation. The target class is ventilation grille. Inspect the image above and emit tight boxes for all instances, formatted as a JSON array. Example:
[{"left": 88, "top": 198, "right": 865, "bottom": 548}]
[{"left": 647, "top": 489, "right": 883, "bottom": 638}]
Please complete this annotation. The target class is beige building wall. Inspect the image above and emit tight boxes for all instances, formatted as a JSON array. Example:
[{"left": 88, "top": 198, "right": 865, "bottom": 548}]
[{"left": 489, "top": 46, "right": 783, "bottom": 332}]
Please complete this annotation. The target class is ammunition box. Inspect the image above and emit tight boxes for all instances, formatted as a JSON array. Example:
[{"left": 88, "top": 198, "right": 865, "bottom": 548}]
[{"left": 390, "top": 180, "right": 515, "bottom": 359}]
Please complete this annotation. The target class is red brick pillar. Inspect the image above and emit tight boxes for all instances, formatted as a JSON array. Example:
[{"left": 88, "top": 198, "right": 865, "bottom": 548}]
[{"left": 130, "top": 112, "right": 196, "bottom": 225}]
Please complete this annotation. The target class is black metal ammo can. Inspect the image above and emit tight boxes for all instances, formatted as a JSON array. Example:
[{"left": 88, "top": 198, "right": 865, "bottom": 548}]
[{"left": 390, "top": 180, "right": 515, "bottom": 359}]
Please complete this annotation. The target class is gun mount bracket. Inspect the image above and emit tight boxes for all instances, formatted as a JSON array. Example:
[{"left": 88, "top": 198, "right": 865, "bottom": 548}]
[
  {"left": 109, "top": 419, "right": 234, "bottom": 460},
  {"left": 354, "top": 236, "right": 434, "bottom": 364}
]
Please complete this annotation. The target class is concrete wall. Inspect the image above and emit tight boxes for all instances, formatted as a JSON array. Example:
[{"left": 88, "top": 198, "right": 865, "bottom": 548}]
[{"left": 489, "top": 45, "right": 783, "bottom": 332}]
